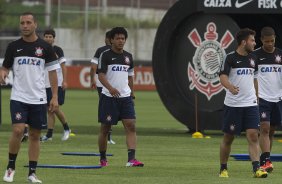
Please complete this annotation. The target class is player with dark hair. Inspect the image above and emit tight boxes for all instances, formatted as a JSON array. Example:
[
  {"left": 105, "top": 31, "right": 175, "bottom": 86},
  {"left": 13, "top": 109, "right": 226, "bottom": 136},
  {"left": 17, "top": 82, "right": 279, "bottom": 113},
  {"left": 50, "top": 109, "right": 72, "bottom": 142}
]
[
  {"left": 97, "top": 27, "right": 143, "bottom": 167},
  {"left": 219, "top": 28, "right": 267, "bottom": 178},
  {"left": 253, "top": 26, "right": 282, "bottom": 172},
  {"left": 90, "top": 30, "right": 116, "bottom": 144},
  {"left": 0, "top": 12, "right": 59, "bottom": 183},
  {"left": 41, "top": 28, "right": 71, "bottom": 142}
]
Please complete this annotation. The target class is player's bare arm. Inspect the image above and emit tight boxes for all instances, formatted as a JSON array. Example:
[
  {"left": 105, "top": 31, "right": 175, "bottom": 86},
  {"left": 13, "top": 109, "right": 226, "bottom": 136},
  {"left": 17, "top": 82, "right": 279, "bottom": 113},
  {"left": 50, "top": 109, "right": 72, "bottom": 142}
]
[
  {"left": 0, "top": 67, "right": 9, "bottom": 85},
  {"left": 61, "top": 62, "right": 68, "bottom": 90},
  {"left": 49, "top": 70, "right": 59, "bottom": 112},
  {"left": 128, "top": 76, "right": 135, "bottom": 99},
  {"left": 98, "top": 72, "right": 120, "bottom": 97},
  {"left": 90, "top": 63, "right": 97, "bottom": 89},
  {"left": 220, "top": 74, "right": 239, "bottom": 95}
]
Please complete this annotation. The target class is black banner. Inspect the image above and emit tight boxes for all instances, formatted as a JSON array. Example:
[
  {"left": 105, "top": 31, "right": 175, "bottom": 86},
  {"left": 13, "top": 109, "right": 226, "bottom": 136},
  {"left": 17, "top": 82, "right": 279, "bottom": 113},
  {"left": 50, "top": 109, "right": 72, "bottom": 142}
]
[{"left": 197, "top": 0, "right": 282, "bottom": 13}]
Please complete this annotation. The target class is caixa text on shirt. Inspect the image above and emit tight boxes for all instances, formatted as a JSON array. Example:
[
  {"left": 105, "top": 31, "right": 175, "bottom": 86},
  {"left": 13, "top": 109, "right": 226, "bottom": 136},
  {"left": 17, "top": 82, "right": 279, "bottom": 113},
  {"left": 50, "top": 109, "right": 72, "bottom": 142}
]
[
  {"left": 237, "top": 69, "right": 254, "bottom": 75},
  {"left": 260, "top": 66, "right": 282, "bottom": 73},
  {"left": 111, "top": 65, "right": 129, "bottom": 72},
  {"left": 17, "top": 58, "right": 41, "bottom": 66}
]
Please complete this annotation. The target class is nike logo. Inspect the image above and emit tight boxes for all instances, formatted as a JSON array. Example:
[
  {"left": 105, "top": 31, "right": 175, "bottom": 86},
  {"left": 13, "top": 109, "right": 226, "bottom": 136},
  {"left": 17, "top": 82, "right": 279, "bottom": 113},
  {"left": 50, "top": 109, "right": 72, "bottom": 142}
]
[
  {"left": 259, "top": 58, "right": 266, "bottom": 61},
  {"left": 112, "top": 58, "right": 116, "bottom": 60},
  {"left": 235, "top": 0, "right": 254, "bottom": 8},
  {"left": 17, "top": 49, "right": 23, "bottom": 52},
  {"left": 236, "top": 61, "right": 243, "bottom": 64}
]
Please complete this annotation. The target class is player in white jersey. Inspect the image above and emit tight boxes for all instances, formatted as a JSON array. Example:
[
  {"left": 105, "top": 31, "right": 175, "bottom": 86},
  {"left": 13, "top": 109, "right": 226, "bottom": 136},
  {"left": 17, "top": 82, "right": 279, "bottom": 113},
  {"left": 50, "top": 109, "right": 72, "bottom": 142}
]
[
  {"left": 97, "top": 27, "right": 143, "bottom": 167},
  {"left": 41, "top": 28, "right": 71, "bottom": 142},
  {"left": 0, "top": 12, "right": 59, "bottom": 183},
  {"left": 253, "top": 27, "right": 282, "bottom": 172},
  {"left": 219, "top": 28, "right": 267, "bottom": 178},
  {"left": 90, "top": 30, "right": 116, "bottom": 144}
]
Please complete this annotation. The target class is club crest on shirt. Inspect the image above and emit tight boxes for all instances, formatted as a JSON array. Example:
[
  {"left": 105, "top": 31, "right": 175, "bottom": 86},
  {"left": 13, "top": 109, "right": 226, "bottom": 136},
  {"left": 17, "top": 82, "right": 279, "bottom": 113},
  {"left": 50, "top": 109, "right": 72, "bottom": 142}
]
[
  {"left": 15, "top": 112, "right": 22, "bottom": 120},
  {"left": 249, "top": 58, "right": 255, "bottom": 67},
  {"left": 124, "top": 56, "right": 130, "bottom": 65},
  {"left": 35, "top": 47, "right": 43, "bottom": 57},
  {"left": 275, "top": 55, "right": 282, "bottom": 63}
]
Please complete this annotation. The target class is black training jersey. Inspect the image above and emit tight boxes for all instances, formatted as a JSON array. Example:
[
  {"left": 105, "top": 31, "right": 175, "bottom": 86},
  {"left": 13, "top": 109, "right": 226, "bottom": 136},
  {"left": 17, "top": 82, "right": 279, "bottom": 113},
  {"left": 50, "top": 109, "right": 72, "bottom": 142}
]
[
  {"left": 98, "top": 49, "right": 134, "bottom": 97},
  {"left": 45, "top": 45, "right": 66, "bottom": 88},
  {"left": 90, "top": 45, "right": 111, "bottom": 87},
  {"left": 253, "top": 47, "right": 282, "bottom": 102},
  {"left": 3, "top": 37, "right": 59, "bottom": 104},
  {"left": 220, "top": 51, "right": 258, "bottom": 107},
  {"left": 91, "top": 45, "right": 111, "bottom": 65}
]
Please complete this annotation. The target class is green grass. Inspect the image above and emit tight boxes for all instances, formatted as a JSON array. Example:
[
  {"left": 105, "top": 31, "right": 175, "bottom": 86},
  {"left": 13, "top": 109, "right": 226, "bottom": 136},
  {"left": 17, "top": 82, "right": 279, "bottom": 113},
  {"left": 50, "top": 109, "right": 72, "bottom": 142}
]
[{"left": 0, "top": 89, "right": 282, "bottom": 183}]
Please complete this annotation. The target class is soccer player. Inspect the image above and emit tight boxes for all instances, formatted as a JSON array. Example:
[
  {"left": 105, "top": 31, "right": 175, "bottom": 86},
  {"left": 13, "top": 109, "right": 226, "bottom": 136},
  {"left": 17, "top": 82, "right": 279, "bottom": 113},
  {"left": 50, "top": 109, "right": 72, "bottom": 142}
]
[
  {"left": 90, "top": 30, "right": 116, "bottom": 144},
  {"left": 0, "top": 12, "right": 60, "bottom": 183},
  {"left": 41, "top": 28, "right": 71, "bottom": 142},
  {"left": 219, "top": 28, "right": 267, "bottom": 178},
  {"left": 97, "top": 27, "right": 143, "bottom": 167},
  {"left": 253, "top": 26, "right": 282, "bottom": 172}
]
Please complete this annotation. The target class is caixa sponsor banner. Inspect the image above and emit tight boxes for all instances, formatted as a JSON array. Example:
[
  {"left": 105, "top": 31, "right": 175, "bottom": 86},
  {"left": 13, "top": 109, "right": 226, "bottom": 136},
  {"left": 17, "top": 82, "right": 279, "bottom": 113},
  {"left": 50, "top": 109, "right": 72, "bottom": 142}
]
[
  {"left": 67, "top": 66, "right": 155, "bottom": 90},
  {"left": 198, "top": 0, "right": 282, "bottom": 13}
]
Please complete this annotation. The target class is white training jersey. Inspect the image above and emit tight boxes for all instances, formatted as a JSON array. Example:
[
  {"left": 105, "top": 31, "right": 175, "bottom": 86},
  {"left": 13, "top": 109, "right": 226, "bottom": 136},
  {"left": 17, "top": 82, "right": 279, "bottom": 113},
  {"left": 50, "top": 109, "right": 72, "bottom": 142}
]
[
  {"left": 3, "top": 38, "right": 60, "bottom": 104},
  {"left": 253, "top": 47, "right": 282, "bottom": 102},
  {"left": 220, "top": 51, "right": 258, "bottom": 107},
  {"left": 98, "top": 49, "right": 134, "bottom": 97}
]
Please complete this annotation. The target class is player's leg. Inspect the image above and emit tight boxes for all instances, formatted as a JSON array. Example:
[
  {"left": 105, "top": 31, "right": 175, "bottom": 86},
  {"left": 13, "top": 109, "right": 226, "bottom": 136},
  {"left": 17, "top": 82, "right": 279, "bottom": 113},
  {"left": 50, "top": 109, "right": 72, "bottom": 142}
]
[
  {"left": 41, "top": 88, "right": 54, "bottom": 141},
  {"left": 26, "top": 103, "right": 46, "bottom": 183},
  {"left": 269, "top": 125, "right": 276, "bottom": 151},
  {"left": 245, "top": 106, "right": 267, "bottom": 178},
  {"left": 258, "top": 98, "right": 274, "bottom": 172},
  {"left": 98, "top": 124, "right": 111, "bottom": 166},
  {"left": 98, "top": 94, "right": 116, "bottom": 166},
  {"left": 219, "top": 133, "right": 234, "bottom": 177},
  {"left": 121, "top": 96, "right": 143, "bottom": 167},
  {"left": 3, "top": 100, "right": 27, "bottom": 182},
  {"left": 97, "top": 86, "right": 115, "bottom": 144},
  {"left": 55, "top": 108, "right": 71, "bottom": 141},
  {"left": 41, "top": 109, "right": 55, "bottom": 141},
  {"left": 55, "top": 87, "right": 71, "bottom": 141},
  {"left": 219, "top": 105, "right": 240, "bottom": 178}
]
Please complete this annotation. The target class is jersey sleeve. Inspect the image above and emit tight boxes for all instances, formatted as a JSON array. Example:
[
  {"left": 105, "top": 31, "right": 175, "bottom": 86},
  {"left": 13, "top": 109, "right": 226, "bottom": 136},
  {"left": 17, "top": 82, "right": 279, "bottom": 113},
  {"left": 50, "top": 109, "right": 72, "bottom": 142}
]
[
  {"left": 2, "top": 43, "right": 14, "bottom": 69},
  {"left": 90, "top": 48, "right": 101, "bottom": 65},
  {"left": 128, "top": 54, "right": 134, "bottom": 76},
  {"left": 219, "top": 55, "right": 232, "bottom": 76},
  {"left": 55, "top": 46, "right": 66, "bottom": 64},
  {"left": 45, "top": 44, "right": 60, "bottom": 71},
  {"left": 97, "top": 51, "right": 108, "bottom": 74}
]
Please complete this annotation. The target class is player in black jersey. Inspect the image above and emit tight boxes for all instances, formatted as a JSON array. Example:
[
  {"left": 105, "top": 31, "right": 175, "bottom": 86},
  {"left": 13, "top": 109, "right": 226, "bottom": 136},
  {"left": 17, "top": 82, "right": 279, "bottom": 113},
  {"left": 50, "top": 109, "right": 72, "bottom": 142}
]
[
  {"left": 219, "top": 28, "right": 267, "bottom": 178},
  {"left": 253, "top": 27, "right": 282, "bottom": 172},
  {"left": 41, "top": 28, "right": 71, "bottom": 142},
  {"left": 0, "top": 12, "right": 59, "bottom": 183},
  {"left": 90, "top": 30, "right": 116, "bottom": 144},
  {"left": 97, "top": 27, "right": 143, "bottom": 167}
]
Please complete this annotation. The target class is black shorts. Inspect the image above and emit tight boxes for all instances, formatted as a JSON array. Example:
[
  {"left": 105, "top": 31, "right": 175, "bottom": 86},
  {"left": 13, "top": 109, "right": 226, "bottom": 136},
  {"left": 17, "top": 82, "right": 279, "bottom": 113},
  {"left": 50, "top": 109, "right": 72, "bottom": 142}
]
[
  {"left": 98, "top": 94, "right": 135, "bottom": 125},
  {"left": 259, "top": 98, "right": 282, "bottom": 126},
  {"left": 10, "top": 100, "right": 47, "bottom": 130},
  {"left": 46, "top": 87, "right": 65, "bottom": 106},
  {"left": 222, "top": 105, "right": 259, "bottom": 135}
]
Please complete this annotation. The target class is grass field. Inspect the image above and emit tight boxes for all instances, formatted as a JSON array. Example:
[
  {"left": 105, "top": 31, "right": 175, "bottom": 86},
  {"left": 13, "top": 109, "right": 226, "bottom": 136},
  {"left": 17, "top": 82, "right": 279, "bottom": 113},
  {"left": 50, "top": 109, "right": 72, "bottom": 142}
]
[{"left": 0, "top": 89, "right": 282, "bottom": 184}]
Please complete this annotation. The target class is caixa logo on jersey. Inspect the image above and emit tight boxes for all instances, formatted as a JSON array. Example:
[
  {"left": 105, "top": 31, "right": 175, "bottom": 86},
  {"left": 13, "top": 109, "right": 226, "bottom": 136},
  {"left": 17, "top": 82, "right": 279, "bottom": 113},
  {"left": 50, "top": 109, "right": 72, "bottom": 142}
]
[{"left": 187, "top": 22, "right": 234, "bottom": 100}]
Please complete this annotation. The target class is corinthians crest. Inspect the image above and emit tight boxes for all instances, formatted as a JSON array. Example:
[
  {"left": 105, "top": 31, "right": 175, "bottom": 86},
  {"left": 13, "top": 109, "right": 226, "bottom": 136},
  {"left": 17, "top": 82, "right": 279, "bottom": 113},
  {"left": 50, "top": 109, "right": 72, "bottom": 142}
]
[{"left": 187, "top": 22, "right": 234, "bottom": 100}]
